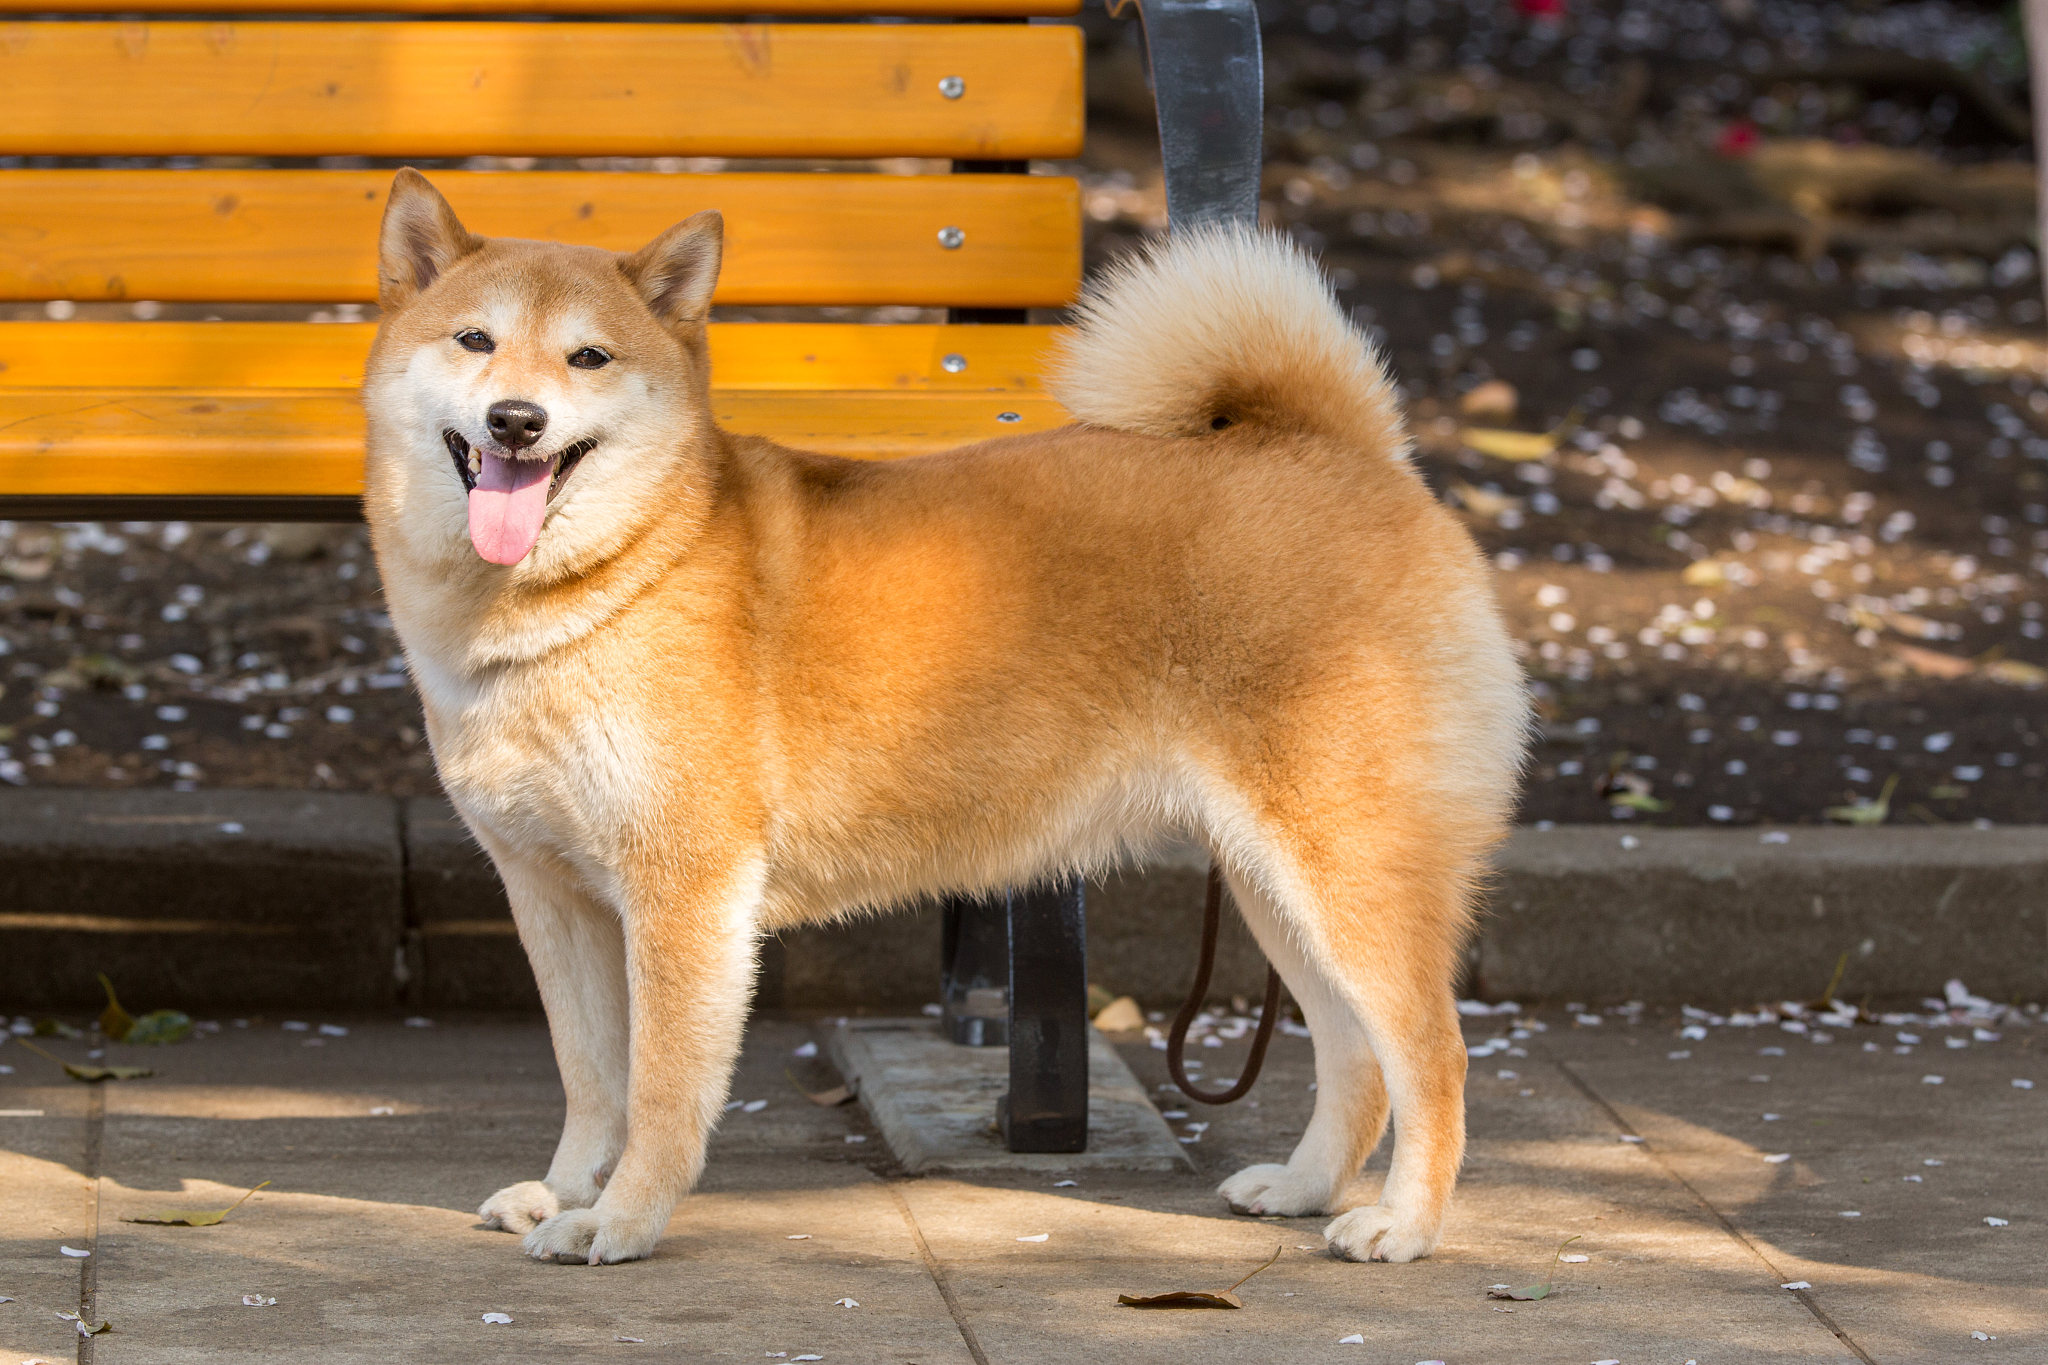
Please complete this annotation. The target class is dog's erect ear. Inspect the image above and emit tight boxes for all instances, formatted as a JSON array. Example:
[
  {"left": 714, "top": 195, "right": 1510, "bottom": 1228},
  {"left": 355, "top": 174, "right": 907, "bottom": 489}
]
[
  {"left": 620, "top": 211, "right": 723, "bottom": 329},
  {"left": 377, "top": 169, "right": 481, "bottom": 313}
]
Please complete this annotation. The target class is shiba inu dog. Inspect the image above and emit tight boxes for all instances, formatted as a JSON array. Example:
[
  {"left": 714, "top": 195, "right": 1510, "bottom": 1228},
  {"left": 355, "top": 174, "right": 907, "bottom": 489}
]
[{"left": 362, "top": 167, "right": 1527, "bottom": 1267}]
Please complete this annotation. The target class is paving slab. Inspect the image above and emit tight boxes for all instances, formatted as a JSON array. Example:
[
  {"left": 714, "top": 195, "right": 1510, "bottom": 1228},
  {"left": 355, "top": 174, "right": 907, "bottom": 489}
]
[
  {"left": 0, "top": 1006, "right": 2039, "bottom": 1363},
  {"left": 826, "top": 1019, "right": 1191, "bottom": 1175}
]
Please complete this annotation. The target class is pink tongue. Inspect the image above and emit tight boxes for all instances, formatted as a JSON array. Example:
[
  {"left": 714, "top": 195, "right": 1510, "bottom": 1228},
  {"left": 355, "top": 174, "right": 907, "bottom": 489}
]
[{"left": 467, "top": 451, "right": 553, "bottom": 565}]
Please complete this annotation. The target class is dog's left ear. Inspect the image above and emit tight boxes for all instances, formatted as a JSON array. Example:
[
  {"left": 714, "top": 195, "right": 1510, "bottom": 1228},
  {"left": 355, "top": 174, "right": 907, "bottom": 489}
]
[{"left": 621, "top": 211, "right": 723, "bottom": 329}]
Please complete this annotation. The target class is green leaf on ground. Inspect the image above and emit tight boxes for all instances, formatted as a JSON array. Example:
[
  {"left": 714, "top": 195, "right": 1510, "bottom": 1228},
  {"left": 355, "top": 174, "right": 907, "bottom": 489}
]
[
  {"left": 1825, "top": 774, "right": 1897, "bottom": 825},
  {"left": 1119, "top": 1245, "right": 1281, "bottom": 1310},
  {"left": 126, "top": 1010, "right": 194, "bottom": 1046},
  {"left": 127, "top": 1180, "right": 271, "bottom": 1227},
  {"left": 1485, "top": 1235, "right": 1583, "bottom": 1303},
  {"left": 34, "top": 1018, "right": 83, "bottom": 1039}
]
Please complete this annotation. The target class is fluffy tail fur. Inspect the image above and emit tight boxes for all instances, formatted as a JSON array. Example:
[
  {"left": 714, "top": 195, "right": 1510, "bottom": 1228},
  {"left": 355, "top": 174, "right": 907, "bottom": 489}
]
[{"left": 1050, "top": 225, "right": 1409, "bottom": 458}]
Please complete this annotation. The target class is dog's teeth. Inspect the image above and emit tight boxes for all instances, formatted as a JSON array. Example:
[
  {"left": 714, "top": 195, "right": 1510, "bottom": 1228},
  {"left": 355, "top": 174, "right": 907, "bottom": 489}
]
[{"left": 467, "top": 454, "right": 482, "bottom": 476}]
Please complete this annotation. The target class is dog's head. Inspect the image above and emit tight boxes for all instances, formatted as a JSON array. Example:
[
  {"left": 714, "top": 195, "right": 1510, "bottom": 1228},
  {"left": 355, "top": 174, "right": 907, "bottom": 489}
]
[{"left": 363, "top": 168, "right": 722, "bottom": 576}]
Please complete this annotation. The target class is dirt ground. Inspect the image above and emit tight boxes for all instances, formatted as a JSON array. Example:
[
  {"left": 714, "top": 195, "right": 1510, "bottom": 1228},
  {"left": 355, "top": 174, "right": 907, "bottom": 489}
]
[{"left": 0, "top": 0, "right": 2043, "bottom": 827}]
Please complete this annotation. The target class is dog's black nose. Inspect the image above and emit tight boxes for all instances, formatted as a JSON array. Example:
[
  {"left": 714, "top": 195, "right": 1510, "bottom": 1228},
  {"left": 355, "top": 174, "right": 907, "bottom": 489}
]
[{"left": 486, "top": 399, "right": 549, "bottom": 450}]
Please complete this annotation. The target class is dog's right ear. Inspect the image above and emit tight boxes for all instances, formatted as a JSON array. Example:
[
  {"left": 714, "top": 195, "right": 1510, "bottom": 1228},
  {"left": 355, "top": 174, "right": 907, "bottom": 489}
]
[{"left": 377, "top": 169, "right": 481, "bottom": 312}]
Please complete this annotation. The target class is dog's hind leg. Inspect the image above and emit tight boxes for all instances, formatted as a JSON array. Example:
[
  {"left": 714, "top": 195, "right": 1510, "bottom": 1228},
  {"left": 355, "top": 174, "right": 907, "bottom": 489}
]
[
  {"left": 1216, "top": 867, "right": 1391, "bottom": 1220},
  {"left": 1278, "top": 842, "right": 1472, "bottom": 1263},
  {"left": 522, "top": 858, "right": 763, "bottom": 1266},
  {"left": 476, "top": 850, "right": 629, "bottom": 1235}
]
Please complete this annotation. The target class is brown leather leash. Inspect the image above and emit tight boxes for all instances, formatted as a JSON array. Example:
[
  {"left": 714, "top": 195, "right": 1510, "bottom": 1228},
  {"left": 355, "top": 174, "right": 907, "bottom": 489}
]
[{"left": 1165, "top": 864, "right": 1284, "bottom": 1105}]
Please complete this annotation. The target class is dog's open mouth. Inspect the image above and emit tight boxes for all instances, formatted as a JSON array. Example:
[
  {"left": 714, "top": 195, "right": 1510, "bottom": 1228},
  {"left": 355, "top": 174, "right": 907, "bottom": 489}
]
[{"left": 444, "top": 430, "right": 597, "bottom": 565}]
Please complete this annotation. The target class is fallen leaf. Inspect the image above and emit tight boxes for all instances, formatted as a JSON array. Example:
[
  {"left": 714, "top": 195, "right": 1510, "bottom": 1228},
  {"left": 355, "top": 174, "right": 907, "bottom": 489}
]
[
  {"left": 1461, "top": 426, "right": 1559, "bottom": 461},
  {"left": 1892, "top": 644, "right": 1973, "bottom": 679},
  {"left": 1607, "top": 789, "right": 1671, "bottom": 813},
  {"left": 1681, "top": 559, "right": 1727, "bottom": 588},
  {"left": 14, "top": 1039, "right": 153, "bottom": 1083},
  {"left": 1459, "top": 379, "right": 1519, "bottom": 421},
  {"left": 1983, "top": 658, "right": 2048, "bottom": 687},
  {"left": 1485, "top": 1235, "right": 1582, "bottom": 1301},
  {"left": 33, "top": 1019, "right": 83, "bottom": 1040},
  {"left": 126, "top": 1010, "right": 194, "bottom": 1046},
  {"left": 784, "top": 1068, "right": 855, "bottom": 1108},
  {"left": 1091, "top": 996, "right": 1146, "bottom": 1032},
  {"left": 126, "top": 1179, "right": 270, "bottom": 1226},
  {"left": 1825, "top": 775, "right": 1898, "bottom": 826},
  {"left": 1118, "top": 1244, "right": 1281, "bottom": 1310},
  {"left": 1448, "top": 481, "right": 1525, "bottom": 520},
  {"left": 57, "top": 1311, "right": 110, "bottom": 1337},
  {"left": 97, "top": 974, "right": 135, "bottom": 1042}
]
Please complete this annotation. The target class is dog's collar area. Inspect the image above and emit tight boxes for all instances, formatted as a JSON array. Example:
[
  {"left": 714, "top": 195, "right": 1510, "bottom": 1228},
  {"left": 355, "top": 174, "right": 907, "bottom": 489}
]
[{"left": 444, "top": 429, "right": 597, "bottom": 502}]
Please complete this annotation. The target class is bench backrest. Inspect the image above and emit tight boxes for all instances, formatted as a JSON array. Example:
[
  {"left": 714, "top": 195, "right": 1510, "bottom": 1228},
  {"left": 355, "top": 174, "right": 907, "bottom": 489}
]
[{"left": 0, "top": 7, "right": 1085, "bottom": 315}]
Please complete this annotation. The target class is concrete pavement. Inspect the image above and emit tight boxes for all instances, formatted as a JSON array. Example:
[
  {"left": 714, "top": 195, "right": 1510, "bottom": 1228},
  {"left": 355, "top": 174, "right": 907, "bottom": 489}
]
[{"left": 1, "top": 1007, "right": 2040, "bottom": 1363}]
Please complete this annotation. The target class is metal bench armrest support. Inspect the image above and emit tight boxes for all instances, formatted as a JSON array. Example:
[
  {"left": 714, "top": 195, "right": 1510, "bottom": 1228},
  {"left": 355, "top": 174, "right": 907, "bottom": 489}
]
[{"left": 1108, "top": 0, "right": 1264, "bottom": 230}]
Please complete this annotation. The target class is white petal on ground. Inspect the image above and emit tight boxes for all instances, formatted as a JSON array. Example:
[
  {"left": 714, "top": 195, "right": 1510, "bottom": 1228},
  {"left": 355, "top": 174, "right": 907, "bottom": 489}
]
[
  {"left": 1339, "top": 1335, "right": 1366, "bottom": 1345},
  {"left": 1016, "top": 1233, "right": 1049, "bottom": 1242},
  {"left": 1782, "top": 1281, "right": 1812, "bottom": 1291},
  {"left": 1984, "top": 1217, "right": 2010, "bottom": 1227},
  {"left": 481, "top": 1312, "right": 513, "bottom": 1324},
  {"left": 59, "top": 1246, "right": 90, "bottom": 1258}
]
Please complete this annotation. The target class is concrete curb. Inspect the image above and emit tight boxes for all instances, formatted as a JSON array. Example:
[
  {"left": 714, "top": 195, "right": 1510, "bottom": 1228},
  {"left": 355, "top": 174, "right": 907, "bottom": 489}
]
[{"left": 0, "top": 791, "right": 2042, "bottom": 1009}]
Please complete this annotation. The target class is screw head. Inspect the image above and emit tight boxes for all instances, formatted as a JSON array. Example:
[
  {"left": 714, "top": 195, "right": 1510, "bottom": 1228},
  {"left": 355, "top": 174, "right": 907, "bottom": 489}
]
[
  {"left": 997, "top": 411, "right": 1022, "bottom": 423},
  {"left": 938, "top": 75, "right": 965, "bottom": 99},
  {"left": 937, "top": 226, "right": 965, "bottom": 250},
  {"left": 941, "top": 353, "right": 967, "bottom": 373}
]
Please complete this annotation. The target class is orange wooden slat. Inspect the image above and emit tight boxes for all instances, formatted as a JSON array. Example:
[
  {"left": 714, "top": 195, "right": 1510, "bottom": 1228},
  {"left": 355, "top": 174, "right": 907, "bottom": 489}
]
[
  {"left": 0, "top": 387, "right": 1071, "bottom": 495},
  {"left": 9, "top": 0, "right": 1077, "bottom": 13},
  {"left": 0, "top": 171, "right": 1079, "bottom": 307},
  {"left": 0, "top": 23, "right": 1083, "bottom": 160},
  {"left": 0, "top": 322, "right": 1064, "bottom": 392}
]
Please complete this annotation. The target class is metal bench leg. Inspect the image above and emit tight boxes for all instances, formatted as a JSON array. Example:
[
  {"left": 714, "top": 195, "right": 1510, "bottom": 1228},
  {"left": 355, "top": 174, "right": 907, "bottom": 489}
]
[
  {"left": 1108, "top": 0, "right": 1265, "bottom": 231},
  {"left": 997, "top": 878, "right": 1089, "bottom": 1153},
  {"left": 939, "top": 892, "right": 1010, "bottom": 1047}
]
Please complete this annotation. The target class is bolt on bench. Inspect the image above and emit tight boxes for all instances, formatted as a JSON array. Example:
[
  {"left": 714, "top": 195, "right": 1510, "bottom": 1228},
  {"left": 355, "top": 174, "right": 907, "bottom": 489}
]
[{"left": 0, "top": 0, "right": 1261, "bottom": 1152}]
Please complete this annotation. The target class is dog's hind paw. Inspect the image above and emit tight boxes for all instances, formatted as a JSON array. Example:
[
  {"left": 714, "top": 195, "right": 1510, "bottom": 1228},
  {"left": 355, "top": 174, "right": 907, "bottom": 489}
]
[
  {"left": 1323, "top": 1204, "right": 1439, "bottom": 1263},
  {"left": 478, "top": 1180, "right": 561, "bottom": 1234},
  {"left": 1219, "top": 1163, "right": 1339, "bottom": 1217},
  {"left": 522, "top": 1206, "right": 658, "bottom": 1266}
]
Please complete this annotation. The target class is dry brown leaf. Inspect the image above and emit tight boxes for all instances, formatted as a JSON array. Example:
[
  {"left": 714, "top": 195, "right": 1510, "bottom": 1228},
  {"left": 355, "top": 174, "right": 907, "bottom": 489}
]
[
  {"left": 1091, "top": 996, "right": 1146, "bottom": 1032},
  {"left": 785, "top": 1068, "right": 856, "bottom": 1107},
  {"left": 1118, "top": 1244, "right": 1281, "bottom": 1311}
]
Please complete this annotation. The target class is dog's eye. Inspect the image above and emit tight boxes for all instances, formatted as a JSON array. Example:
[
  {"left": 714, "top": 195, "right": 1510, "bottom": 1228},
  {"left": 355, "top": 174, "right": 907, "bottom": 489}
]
[
  {"left": 568, "top": 346, "right": 612, "bottom": 370},
  {"left": 455, "top": 329, "right": 495, "bottom": 354}
]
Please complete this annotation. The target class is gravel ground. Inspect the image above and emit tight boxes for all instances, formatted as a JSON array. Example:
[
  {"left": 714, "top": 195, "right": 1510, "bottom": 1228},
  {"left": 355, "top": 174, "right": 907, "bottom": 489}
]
[{"left": 0, "top": 0, "right": 2041, "bottom": 826}]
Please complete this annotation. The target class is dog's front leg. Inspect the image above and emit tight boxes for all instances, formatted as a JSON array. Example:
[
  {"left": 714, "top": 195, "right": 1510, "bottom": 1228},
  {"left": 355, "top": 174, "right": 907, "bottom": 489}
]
[
  {"left": 474, "top": 848, "right": 630, "bottom": 1234},
  {"left": 522, "top": 861, "right": 761, "bottom": 1266}
]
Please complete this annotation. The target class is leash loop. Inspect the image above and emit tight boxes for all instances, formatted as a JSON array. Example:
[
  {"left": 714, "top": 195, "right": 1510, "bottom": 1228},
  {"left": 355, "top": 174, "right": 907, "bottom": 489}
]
[{"left": 1165, "top": 864, "right": 1283, "bottom": 1105}]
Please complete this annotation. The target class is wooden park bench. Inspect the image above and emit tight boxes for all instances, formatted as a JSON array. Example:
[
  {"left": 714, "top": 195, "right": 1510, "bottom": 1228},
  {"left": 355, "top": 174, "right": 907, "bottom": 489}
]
[{"left": 0, "top": 0, "right": 1263, "bottom": 1151}]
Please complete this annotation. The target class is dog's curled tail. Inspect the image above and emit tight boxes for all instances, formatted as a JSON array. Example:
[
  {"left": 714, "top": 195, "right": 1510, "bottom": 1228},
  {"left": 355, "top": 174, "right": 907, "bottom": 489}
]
[{"left": 1050, "top": 224, "right": 1407, "bottom": 457}]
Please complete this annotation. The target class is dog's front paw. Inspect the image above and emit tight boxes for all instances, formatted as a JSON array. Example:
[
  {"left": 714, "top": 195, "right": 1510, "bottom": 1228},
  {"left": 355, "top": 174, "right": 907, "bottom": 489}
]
[
  {"left": 478, "top": 1180, "right": 561, "bottom": 1234},
  {"left": 521, "top": 1206, "right": 659, "bottom": 1265},
  {"left": 1219, "top": 1163, "right": 1339, "bottom": 1217},
  {"left": 1323, "top": 1204, "right": 1440, "bottom": 1263}
]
